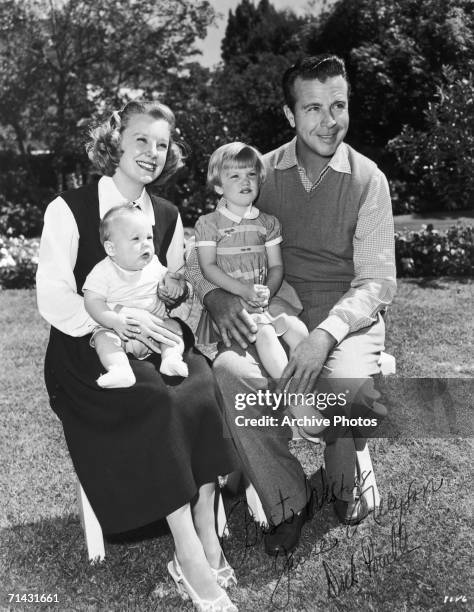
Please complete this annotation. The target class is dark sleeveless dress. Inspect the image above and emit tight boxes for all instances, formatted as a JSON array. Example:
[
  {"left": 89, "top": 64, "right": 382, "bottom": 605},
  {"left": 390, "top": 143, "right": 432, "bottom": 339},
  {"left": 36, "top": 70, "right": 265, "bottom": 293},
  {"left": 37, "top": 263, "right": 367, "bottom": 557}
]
[{"left": 44, "top": 184, "right": 237, "bottom": 534}]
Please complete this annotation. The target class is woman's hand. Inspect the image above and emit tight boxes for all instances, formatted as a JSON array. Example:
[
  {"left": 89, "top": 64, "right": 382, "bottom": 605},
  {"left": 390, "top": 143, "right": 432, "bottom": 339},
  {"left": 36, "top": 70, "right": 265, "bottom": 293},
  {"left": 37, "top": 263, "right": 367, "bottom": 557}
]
[
  {"left": 111, "top": 312, "right": 142, "bottom": 340},
  {"left": 118, "top": 306, "right": 181, "bottom": 350}
]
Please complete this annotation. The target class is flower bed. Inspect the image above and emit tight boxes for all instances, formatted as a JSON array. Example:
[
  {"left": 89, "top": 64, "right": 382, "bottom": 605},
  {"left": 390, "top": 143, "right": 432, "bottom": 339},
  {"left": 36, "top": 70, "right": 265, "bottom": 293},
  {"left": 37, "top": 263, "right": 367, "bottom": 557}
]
[
  {"left": 1, "top": 224, "right": 472, "bottom": 289},
  {"left": 0, "top": 235, "right": 40, "bottom": 289},
  {"left": 395, "top": 224, "right": 473, "bottom": 277}
]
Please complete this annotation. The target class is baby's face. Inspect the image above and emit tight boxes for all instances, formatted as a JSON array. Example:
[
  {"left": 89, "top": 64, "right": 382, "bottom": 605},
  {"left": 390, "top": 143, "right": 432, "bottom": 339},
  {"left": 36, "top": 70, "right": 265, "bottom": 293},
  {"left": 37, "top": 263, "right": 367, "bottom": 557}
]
[{"left": 107, "top": 214, "right": 155, "bottom": 271}]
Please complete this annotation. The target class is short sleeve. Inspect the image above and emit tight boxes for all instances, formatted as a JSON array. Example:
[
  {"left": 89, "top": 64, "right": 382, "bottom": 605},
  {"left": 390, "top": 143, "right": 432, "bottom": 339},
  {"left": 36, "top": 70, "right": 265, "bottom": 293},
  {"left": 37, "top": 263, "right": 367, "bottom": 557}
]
[
  {"left": 83, "top": 259, "right": 109, "bottom": 298},
  {"left": 194, "top": 214, "right": 218, "bottom": 247},
  {"left": 263, "top": 213, "right": 282, "bottom": 247}
]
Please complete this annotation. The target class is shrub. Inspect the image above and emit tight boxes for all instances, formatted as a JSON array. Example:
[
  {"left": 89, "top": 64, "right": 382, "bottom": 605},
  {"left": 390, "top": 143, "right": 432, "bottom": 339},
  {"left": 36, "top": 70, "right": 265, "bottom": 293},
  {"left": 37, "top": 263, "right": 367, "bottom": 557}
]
[
  {"left": 389, "top": 179, "right": 417, "bottom": 215},
  {"left": 395, "top": 224, "right": 473, "bottom": 277},
  {"left": 0, "top": 235, "right": 39, "bottom": 289},
  {"left": 389, "top": 68, "right": 474, "bottom": 212},
  {"left": 0, "top": 224, "right": 472, "bottom": 290},
  {"left": 0, "top": 196, "right": 44, "bottom": 238}
]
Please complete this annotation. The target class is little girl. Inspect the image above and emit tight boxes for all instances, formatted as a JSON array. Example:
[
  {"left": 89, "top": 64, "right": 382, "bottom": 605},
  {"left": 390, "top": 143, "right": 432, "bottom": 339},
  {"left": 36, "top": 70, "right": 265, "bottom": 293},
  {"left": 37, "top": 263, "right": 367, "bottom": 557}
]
[
  {"left": 83, "top": 204, "right": 188, "bottom": 388},
  {"left": 194, "top": 142, "right": 326, "bottom": 438}
]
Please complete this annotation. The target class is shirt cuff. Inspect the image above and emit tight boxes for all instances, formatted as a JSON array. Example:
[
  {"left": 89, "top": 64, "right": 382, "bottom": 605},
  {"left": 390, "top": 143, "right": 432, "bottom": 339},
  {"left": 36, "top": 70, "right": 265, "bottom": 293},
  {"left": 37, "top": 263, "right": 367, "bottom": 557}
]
[{"left": 317, "top": 315, "right": 350, "bottom": 344}]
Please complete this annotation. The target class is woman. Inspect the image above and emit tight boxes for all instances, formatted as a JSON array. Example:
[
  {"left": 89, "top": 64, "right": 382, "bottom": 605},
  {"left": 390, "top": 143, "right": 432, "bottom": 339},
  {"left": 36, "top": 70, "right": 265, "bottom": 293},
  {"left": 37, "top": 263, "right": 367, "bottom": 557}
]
[{"left": 36, "top": 100, "right": 239, "bottom": 612}]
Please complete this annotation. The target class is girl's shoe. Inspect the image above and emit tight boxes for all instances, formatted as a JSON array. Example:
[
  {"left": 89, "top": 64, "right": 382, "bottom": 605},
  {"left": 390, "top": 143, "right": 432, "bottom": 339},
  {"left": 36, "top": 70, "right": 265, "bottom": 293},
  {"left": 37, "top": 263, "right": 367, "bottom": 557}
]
[
  {"left": 167, "top": 554, "right": 238, "bottom": 612},
  {"left": 210, "top": 552, "right": 237, "bottom": 589}
]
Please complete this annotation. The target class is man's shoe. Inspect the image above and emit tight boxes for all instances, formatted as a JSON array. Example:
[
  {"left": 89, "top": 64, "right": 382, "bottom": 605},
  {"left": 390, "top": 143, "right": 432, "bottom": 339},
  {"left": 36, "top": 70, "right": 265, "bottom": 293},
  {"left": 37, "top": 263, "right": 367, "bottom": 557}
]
[
  {"left": 334, "top": 495, "right": 369, "bottom": 526},
  {"left": 264, "top": 496, "right": 314, "bottom": 556}
]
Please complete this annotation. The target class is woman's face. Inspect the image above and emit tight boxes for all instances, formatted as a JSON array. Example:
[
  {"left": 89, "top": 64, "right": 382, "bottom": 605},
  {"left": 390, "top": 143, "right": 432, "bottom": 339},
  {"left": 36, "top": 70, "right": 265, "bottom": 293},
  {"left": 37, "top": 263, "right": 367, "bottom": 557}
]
[{"left": 115, "top": 114, "right": 170, "bottom": 188}]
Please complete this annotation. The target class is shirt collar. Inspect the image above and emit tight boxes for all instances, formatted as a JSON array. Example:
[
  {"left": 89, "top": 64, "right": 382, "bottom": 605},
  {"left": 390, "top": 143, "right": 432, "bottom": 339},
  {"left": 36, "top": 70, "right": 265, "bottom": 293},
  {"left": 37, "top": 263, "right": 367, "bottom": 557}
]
[
  {"left": 216, "top": 198, "right": 260, "bottom": 222},
  {"left": 98, "top": 176, "right": 155, "bottom": 224},
  {"left": 275, "top": 137, "right": 351, "bottom": 175}
]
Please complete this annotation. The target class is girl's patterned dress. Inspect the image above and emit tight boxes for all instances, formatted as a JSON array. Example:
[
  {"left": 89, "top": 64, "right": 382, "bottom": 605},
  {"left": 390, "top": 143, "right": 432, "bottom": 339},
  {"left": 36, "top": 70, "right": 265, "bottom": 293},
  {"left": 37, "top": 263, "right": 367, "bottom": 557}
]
[{"left": 194, "top": 199, "right": 303, "bottom": 344}]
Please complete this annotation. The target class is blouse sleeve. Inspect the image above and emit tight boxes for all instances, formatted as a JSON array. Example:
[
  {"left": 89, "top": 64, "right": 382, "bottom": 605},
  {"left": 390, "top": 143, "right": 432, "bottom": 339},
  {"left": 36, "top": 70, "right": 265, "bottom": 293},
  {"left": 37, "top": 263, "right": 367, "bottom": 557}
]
[
  {"left": 264, "top": 213, "right": 283, "bottom": 247},
  {"left": 166, "top": 213, "right": 185, "bottom": 274},
  {"left": 194, "top": 215, "right": 218, "bottom": 246},
  {"left": 36, "top": 196, "right": 97, "bottom": 336}
]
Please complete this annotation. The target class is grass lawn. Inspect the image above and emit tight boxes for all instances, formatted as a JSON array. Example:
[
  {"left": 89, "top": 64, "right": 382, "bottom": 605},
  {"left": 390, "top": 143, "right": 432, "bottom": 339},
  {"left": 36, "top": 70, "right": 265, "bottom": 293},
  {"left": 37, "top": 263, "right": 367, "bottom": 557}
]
[
  {"left": 1, "top": 279, "right": 473, "bottom": 611},
  {"left": 393, "top": 209, "right": 474, "bottom": 232}
]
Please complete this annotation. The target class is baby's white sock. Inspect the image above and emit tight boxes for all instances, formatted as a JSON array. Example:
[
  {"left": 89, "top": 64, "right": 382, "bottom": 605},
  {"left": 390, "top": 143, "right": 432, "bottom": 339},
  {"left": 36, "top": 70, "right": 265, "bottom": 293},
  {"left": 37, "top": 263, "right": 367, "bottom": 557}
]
[
  {"left": 160, "top": 355, "right": 188, "bottom": 378},
  {"left": 97, "top": 365, "right": 136, "bottom": 389}
]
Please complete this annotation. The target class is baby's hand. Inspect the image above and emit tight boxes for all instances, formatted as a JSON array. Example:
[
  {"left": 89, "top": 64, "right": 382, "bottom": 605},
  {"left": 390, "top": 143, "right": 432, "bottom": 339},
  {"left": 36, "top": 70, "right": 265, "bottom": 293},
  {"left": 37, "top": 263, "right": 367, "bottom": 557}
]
[
  {"left": 158, "top": 273, "right": 186, "bottom": 302},
  {"left": 253, "top": 284, "right": 270, "bottom": 308}
]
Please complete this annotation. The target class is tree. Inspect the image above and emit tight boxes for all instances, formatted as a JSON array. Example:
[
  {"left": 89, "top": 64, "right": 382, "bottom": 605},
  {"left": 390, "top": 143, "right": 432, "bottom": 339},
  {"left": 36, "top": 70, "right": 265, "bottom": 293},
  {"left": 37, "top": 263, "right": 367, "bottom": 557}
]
[
  {"left": 214, "top": 0, "right": 306, "bottom": 153},
  {"left": 389, "top": 68, "right": 474, "bottom": 211},
  {"left": 301, "top": 0, "right": 474, "bottom": 155},
  {"left": 155, "top": 63, "right": 231, "bottom": 225},
  {"left": 0, "top": 0, "right": 215, "bottom": 190}
]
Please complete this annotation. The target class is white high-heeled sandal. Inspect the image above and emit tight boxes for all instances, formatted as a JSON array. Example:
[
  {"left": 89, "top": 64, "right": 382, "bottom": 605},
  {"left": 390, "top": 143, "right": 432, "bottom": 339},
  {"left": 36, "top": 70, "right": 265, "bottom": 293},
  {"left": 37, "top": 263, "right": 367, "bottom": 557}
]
[
  {"left": 167, "top": 554, "right": 238, "bottom": 612},
  {"left": 210, "top": 553, "right": 237, "bottom": 589}
]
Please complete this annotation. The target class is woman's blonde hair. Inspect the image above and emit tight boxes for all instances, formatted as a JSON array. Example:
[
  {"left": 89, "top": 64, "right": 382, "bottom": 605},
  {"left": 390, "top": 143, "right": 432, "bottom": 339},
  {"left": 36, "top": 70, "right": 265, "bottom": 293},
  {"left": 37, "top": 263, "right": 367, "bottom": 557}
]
[
  {"left": 86, "top": 100, "right": 183, "bottom": 184},
  {"left": 207, "top": 142, "right": 266, "bottom": 189}
]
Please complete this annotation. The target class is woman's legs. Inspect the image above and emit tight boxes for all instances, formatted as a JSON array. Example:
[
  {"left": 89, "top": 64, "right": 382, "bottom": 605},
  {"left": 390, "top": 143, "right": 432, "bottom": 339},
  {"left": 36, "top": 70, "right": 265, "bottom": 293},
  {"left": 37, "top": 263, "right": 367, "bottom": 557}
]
[
  {"left": 191, "top": 482, "right": 223, "bottom": 569},
  {"left": 166, "top": 500, "right": 222, "bottom": 601}
]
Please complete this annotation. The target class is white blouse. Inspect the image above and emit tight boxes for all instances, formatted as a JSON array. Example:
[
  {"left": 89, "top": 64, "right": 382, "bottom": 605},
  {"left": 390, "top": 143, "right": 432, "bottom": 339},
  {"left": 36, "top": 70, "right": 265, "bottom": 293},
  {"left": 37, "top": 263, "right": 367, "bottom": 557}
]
[{"left": 36, "top": 176, "right": 185, "bottom": 337}]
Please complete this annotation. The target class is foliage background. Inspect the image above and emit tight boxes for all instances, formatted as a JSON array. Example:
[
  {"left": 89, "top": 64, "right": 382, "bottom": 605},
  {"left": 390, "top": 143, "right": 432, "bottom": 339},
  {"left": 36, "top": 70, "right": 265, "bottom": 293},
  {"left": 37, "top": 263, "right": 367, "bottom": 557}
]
[{"left": 0, "top": 0, "right": 473, "bottom": 228}]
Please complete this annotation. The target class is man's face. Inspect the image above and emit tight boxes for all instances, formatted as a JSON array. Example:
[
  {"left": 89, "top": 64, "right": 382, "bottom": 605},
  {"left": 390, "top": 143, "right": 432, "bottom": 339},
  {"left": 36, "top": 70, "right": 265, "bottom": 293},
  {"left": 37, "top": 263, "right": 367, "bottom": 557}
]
[{"left": 284, "top": 75, "right": 349, "bottom": 159}]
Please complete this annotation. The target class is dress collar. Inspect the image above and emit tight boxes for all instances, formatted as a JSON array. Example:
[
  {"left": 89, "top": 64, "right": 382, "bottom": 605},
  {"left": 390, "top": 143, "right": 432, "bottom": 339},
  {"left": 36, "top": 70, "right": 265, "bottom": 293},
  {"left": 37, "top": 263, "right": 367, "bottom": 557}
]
[
  {"left": 98, "top": 176, "right": 155, "bottom": 224},
  {"left": 216, "top": 198, "right": 260, "bottom": 222},
  {"left": 275, "top": 137, "right": 351, "bottom": 175}
]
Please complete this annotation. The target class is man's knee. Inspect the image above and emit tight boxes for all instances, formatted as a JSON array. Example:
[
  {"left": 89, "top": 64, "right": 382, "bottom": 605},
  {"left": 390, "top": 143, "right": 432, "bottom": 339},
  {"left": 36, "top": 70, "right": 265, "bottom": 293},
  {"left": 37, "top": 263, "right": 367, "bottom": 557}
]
[{"left": 324, "top": 318, "right": 385, "bottom": 379}]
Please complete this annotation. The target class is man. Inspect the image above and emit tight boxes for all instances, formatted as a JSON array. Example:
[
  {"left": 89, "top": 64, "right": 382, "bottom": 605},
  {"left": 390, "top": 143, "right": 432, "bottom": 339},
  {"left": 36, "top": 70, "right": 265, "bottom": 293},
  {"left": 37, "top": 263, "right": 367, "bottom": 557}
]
[{"left": 188, "top": 55, "right": 396, "bottom": 555}]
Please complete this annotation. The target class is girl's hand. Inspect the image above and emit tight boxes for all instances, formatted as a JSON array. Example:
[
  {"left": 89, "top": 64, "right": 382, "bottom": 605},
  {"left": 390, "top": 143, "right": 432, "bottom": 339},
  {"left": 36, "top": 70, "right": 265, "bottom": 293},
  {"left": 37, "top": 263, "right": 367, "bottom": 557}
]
[
  {"left": 239, "top": 284, "right": 263, "bottom": 307},
  {"left": 118, "top": 306, "right": 181, "bottom": 350},
  {"left": 253, "top": 284, "right": 270, "bottom": 308}
]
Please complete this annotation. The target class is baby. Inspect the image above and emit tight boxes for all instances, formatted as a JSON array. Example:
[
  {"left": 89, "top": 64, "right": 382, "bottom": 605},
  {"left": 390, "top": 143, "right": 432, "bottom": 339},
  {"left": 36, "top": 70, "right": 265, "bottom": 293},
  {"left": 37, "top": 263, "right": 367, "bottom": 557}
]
[
  {"left": 83, "top": 204, "right": 188, "bottom": 388},
  {"left": 194, "top": 142, "right": 326, "bottom": 439}
]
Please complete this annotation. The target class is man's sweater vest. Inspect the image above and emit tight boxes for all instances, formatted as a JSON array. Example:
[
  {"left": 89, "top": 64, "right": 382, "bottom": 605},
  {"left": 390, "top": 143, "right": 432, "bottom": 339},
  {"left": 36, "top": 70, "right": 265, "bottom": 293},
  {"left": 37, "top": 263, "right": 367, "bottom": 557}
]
[{"left": 256, "top": 143, "right": 378, "bottom": 297}]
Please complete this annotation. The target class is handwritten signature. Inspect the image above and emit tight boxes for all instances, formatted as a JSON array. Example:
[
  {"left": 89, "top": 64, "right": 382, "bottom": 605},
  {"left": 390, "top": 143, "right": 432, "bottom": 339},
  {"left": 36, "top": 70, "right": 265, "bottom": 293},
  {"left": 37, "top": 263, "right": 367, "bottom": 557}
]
[{"left": 222, "top": 474, "right": 444, "bottom": 608}]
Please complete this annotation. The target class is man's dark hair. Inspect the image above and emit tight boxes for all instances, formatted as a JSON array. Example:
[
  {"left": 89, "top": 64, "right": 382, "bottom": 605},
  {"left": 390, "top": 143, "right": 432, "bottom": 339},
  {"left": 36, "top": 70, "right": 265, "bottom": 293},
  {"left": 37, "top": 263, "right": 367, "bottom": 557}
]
[{"left": 282, "top": 55, "right": 349, "bottom": 111}]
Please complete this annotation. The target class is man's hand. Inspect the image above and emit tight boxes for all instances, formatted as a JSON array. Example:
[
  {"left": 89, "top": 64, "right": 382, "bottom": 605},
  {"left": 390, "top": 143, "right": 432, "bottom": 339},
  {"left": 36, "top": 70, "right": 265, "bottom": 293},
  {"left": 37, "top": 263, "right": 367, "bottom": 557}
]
[
  {"left": 276, "top": 328, "right": 337, "bottom": 394},
  {"left": 203, "top": 288, "right": 260, "bottom": 349}
]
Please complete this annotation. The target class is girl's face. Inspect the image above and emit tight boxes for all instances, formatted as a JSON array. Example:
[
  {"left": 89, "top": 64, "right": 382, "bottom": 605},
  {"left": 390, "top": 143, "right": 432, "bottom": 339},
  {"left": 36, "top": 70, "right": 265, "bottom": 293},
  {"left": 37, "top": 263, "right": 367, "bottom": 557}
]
[
  {"left": 215, "top": 165, "right": 259, "bottom": 211},
  {"left": 115, "top": 113, "right": 170, "bottom": 188}
]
